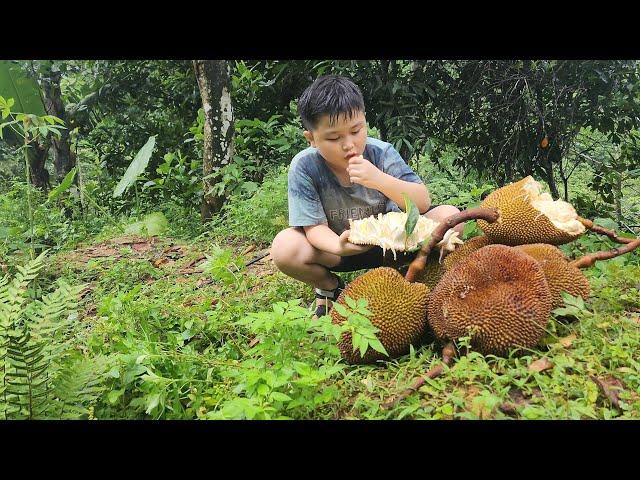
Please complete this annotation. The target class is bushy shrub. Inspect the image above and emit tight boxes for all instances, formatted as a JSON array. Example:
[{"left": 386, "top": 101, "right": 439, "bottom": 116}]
[{"left": 207, "top": 166, "right": 289, "bottom": 245}]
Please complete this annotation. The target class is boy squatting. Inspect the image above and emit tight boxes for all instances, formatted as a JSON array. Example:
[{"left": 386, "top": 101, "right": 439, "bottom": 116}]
[{"left": 270, "top": 75, "right": 463, "bottom": 319}]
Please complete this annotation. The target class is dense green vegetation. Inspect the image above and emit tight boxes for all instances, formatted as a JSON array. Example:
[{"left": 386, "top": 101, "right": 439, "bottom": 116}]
[{"left": 1, "top": 60, "right": 639, "bottom": 419}]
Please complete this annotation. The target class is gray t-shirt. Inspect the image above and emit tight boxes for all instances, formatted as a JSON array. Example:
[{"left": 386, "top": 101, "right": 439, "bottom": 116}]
[{"left": 288, "top": 137, "right": 423, "bottom": 235}]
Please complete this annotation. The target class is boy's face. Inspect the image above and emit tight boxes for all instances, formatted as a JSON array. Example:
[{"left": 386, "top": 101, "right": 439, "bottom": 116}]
[{"left": 303, "top": 111, "right": 367, "bottom": 171}]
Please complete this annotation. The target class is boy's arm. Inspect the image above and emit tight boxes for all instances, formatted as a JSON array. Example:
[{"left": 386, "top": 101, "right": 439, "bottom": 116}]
[
  {"left": 304, "top": 224, "right": 374, "bottom": 256},
  {"left": 375, "top": 173, "right": 431, "bottom": 213},
  {"left": 347, "top": 156, "right": 431, "bottom": 213}
]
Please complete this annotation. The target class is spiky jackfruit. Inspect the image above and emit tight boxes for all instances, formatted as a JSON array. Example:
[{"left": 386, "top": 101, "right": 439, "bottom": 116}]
[
  {"left": 413, "top": 251, "right": 447, "bottom": 289},
  {"left": 514, "top": 244, "right": 591, "bottom": 309},
  {"left": 478, "top": 176, "right": 585, "bottom": 245},
  {"left": 427, "top": 244, "right": 552, "bottom": 356},
  {"left": 442, "top": 235, "right": 492, "bottom": 271},
  {"left": 331, "top": 267, "right": 430, "bottom": 364},
  {"left": 348, "top": 211, "right": 463, "bottom": 260}
]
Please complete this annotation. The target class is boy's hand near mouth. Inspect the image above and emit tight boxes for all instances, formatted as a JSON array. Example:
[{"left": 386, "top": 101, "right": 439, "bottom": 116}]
[{"left": 346, "top": 154, "right": 383, "bottom": 189}]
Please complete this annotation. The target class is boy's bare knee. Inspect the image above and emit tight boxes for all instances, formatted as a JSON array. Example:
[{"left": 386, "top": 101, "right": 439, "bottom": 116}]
[
  {"left": 425, "top": 205, "right": 464, "bottom": 234},
  {"left": 425, "top": 205, "right": 461, "bottom": 223},
  {"left": 270, "top": 228, "right": 308, "bottom": 269}
]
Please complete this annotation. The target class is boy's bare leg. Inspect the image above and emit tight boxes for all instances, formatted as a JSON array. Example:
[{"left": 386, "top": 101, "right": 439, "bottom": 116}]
[
  {"left": 270, "top": 206, "right": 463, "bottom": 312},
  {"left": 270, "top": 228, "right": 343, "bottom": 311}
]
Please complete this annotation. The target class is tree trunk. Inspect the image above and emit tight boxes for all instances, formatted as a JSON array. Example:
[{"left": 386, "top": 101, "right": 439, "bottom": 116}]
[
  {"left": 27, "top": 140, "right": 51, "bottom": 192},
  {"left": 558, "top": 156, "right": 569, "bottom": 201},
  {"left": 193, "top": 60, "right": 235, "bottom": 222},
  {"left": 42, "top": 69, "right": 76, "bottom": 181},
  {"left": 615, "top": 173, "right": 623, "bottom": 227},
  {"left": 543, "top": 163, "right": 560, "bottom": 199}
]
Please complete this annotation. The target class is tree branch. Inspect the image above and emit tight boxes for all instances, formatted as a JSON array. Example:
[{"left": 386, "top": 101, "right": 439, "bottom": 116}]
[
  {"left": 570, "top": 238, "right": 640, "bottom": 269},
  {"left": 382, "top": 342, "right": 456, "bottom": 410},
  {"left": 405, "top": 207, "right": 501, "bottom": 283},
  {"left": 578, "top": 217, "right": 635, "bottom": 244}
]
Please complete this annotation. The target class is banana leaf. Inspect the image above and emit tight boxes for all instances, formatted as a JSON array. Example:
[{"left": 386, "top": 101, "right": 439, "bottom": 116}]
[
  {"left": 0, "top": 61, "right": 45, "bottom": 116},
  {"left": 113, "top": 135, "right": 156, "bottom": 198}
]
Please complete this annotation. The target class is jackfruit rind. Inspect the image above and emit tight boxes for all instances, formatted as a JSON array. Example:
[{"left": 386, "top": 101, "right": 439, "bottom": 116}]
[
  {"left": 442, "top": 235, "right": 492, "bottom": 271},
  {"left": 348, "top": 211, "right": 463, "bottom": 260},
  {"left": 331, "top": 267, "right": 430, "bottom": 364},
  {"left": 413, "top": 251, "right": 446, "bottom": 289},
  {"left": 514, "top": 244, "right": 591, "bottom": 309},
  {"left": 478, "top": 176, "right": 585, "bottom": 245},
  {"left": 428, "top": 244, "right": 552, "bottom": 356}
]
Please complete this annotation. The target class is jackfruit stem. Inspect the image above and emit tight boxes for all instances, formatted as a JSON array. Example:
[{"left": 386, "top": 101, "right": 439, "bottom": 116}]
[
  {"left": 381, "top": 342, "right": 456, "bottom": 410},
  {"left": 405, "top": 207, "right": 501, "bottom": 283},
  {"left": 578, "top": 217, "right": 635, "bottom": 245},
  {"left": 570, "top": 237, "right": 640, "bottom": 269}
]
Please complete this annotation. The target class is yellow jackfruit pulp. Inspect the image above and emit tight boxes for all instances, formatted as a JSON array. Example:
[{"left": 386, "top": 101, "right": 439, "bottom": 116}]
[
  {"left": 478, "top": 176, "right": 586, "bottom": 245},
  {"left": 348, "top": 211, "right": 463, "bottom": 260},
  {"left": 428, "top": 244, "right": 552, "bottom": 356},
  {"left": 331, "top": 267, "right": 430, "bottom": 364}
]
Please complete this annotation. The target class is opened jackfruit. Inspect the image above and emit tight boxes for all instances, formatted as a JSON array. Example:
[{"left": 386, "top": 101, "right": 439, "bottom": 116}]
[
  {"left": 478, "top": 176, "right": 585, "bottom": 245},
  {"left": 348, "top": 211, "right": 463, "bottom": 260}
]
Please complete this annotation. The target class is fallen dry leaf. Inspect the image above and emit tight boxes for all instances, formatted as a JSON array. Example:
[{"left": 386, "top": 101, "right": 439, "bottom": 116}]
[
  {"left": 152, "top": 257, "right": 172, "bottom": 267},
  {"left": 248, "top": 337, "right": 260, "bottom": 348},
  {"left": 528, "top": 357, "right": 554, "bottom": 373},
  {"left": 591, "top": 376, "right": 625, "bottom": 409},
  {"left": 196, "top": 278, "right": 214, "bottom": 288},
  {"left": 558, "top": 334, "right": 577, "bottom": 348},
  {"left": 183, "top": 255, "right": 207, "bottom": 269},
  {"left": 508, "top": 388, "right": 530, "bottom": 406},
  {"left": 85, "top": 247, "right": 119, "bottom": 258},
  {"left": 256, "top": 269, "right": 275, "bottom": 278},
  {"left": 499, "top": 388, "right": 539, "bottom": 416},
  {"left": 178, "top": 268, "right": 199, "bottom": 275},
  {"left": 131, "top": 242, "right": 153, "bottom": 253},
  {"left": 242, "top": 245, "right": 257, "bottom": 255}
]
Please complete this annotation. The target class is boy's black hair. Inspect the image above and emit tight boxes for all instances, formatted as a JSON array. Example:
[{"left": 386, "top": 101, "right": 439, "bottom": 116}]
[{"left": 298, "top": 75, "right": 365, "bottom": 131}]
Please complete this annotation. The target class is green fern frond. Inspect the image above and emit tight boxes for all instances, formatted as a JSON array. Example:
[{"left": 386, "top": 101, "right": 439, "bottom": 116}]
[
  {"left": 0, "top": 251, "right": 86, "bottom": 419},
  {"left": 51, "top": 353, "right": 112, "bottom": 419}
]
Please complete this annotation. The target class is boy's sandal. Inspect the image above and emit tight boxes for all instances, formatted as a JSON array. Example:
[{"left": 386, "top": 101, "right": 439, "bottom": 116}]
[{"left": 311, "top": 276, "right": 346, "bottom": 319}]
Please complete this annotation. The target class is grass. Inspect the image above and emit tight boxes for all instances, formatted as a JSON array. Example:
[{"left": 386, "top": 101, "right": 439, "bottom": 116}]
[
  {"left": 35, "top": 221, "right": 639, "bottom": 420},
  {"left": 3, "top": 160, "right": 640, "bottom": 420}
]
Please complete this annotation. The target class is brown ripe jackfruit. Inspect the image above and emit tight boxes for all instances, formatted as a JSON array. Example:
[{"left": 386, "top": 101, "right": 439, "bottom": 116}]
[
  {"left": 427, "top": 244, "right": 552, "bottom": 356},
  {"left": 442, "top": 235, "right": 492, "bottom": 271},
  {"left": 412, "top": 251, "right": 446, "bottom": 289},
  {"left": 478, "top": 176, "right": 585, "bottom": 245},
  {"left": 331, "top": 267, "right": 430, "bottom": 364},
  {"left": 514, "top": 244, "right": 591, "bottom": 309}
]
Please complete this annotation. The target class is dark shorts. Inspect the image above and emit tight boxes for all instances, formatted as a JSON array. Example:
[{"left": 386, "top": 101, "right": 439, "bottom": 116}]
[
  {"left": 330, "top": 204, "right": 439, "bottom": 273},
  {"left": 329, "top": 246, "right": 418, "bottom": 272}
]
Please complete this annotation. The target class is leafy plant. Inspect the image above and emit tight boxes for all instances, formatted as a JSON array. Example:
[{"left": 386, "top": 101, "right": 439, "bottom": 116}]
[
  {"left": 208, "top": 165, "right": 289, "bottom": 244},
  {"left": 207, "top": 300, "right": 346, "bottom": 419},
  {"left": 332, "top": 296, "right": 388, "bottom": 358},
  {"left": 143, "top": 150, "right": 202, "bottom": 210},
  {"left": 0, "top": 251, "right": 93, "bottom": 419},
  {"left": 113, "top": 135, "right": 156, "bottom": 200}
]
